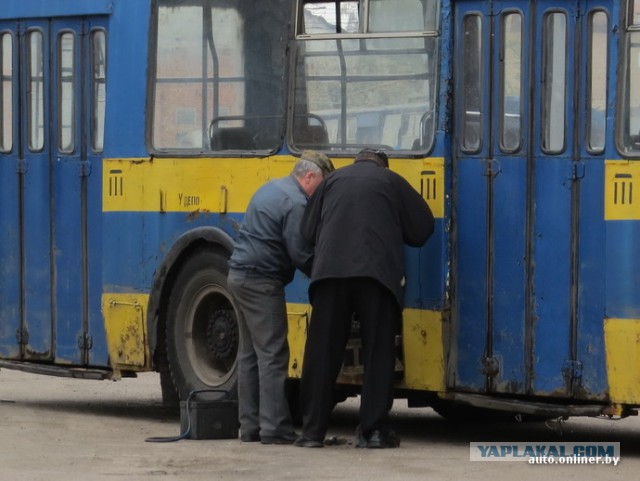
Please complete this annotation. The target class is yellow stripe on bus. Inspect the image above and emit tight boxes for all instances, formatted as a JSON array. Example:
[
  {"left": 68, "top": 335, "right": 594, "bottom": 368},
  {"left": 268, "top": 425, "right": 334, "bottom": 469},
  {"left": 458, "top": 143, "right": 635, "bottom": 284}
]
[
  {"left": 103, "top": 156, "right": 445, "bottom": 218},
  {"left": 286, "top": 302, "right": 445, "bottom": 391},
  {"left": 604, "top": 317, "right": 640, "bottom": 404},
  {"left": 605, "top": 160, "right": 640, "bottom": 221}
]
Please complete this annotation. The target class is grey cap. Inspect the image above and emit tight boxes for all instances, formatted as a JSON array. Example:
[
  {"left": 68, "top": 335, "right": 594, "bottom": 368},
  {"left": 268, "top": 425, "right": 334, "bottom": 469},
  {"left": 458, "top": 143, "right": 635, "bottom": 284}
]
[
  {"left": 301, "top": 150, "right": 335, "bottom": 175},
  {"left": 354, "top": 148, "right": 389, "bottom": 168}
]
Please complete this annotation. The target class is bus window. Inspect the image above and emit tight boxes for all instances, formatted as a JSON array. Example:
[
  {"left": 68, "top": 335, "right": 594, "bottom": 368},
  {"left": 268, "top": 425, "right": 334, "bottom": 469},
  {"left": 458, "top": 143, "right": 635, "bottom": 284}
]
[
  {"left": 587, "top": 11, "right": 608, "bottom": 154},
  {"left": 292, "top": 36, "right": 438, "bottom": 153},
  {"left": 301, "top": 0, "right": 439, "bottom": 34},
  {"left": 295, "top": 0, "right": 438, "bottom": 154},
  {"left": 58, "top": 32, "right": 75, "bottom": 154},
  {"left": 152, "top": 1, "right": 291, "bottom": 152},
  {"left": 302, "top": 1, "right": 360, "bottom": 34},
  {"left": 91, "top": 30, "right": 106, "bottom": 153},
  {"left": 0, "top": 33, "right": 12, "bottom": 153},
  {"left": 27, "top": 30, "right": 45, "bottom": 152},
  {"left": 500, "top": 12, "right": 522, "bottom": 153},
  {"left": 632, "top": 0, "right": 640, "bottom": 25},
  {"left": 541, "top": 12, "right": 567, "bottom": 154},
  {"left": 618, "top": 2, "right": 640, "bottom": 155},
  {"left": 369, "top": 0, "right": 439, "bottom": 32},
  {"left": 460, "top": 14, "right": 483, "bottom": 154}
]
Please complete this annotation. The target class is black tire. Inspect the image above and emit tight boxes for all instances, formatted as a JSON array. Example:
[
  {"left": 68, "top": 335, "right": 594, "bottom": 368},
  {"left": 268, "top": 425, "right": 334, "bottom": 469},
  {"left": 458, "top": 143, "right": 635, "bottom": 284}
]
[{"left": 166, "top": 248, "right": 239, "bottom": 401}]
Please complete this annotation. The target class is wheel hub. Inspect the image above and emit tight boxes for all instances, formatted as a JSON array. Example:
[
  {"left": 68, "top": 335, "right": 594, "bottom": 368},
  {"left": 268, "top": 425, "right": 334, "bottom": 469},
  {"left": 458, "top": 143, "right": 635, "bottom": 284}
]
[{"left": 207, "top": 310, "right": 238, "bottom": 362}]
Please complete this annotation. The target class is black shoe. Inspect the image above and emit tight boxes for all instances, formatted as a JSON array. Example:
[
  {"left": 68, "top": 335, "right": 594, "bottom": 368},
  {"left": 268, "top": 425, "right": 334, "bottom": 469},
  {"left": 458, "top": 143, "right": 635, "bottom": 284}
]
[
  {"left": 240, "top": 431, "right": 260, "bottom": 442},
  {"left": 366, "top": 429, "right": 400, "bottom": 449},
  {"left": 294, "top": 436, "right": 324, "bottom": 448},
  {"left": 261, "top": 434, "right": 296, "bottom": 445},
  {"left": 354, "top": 425, "right": 368, "bottom": 449}
]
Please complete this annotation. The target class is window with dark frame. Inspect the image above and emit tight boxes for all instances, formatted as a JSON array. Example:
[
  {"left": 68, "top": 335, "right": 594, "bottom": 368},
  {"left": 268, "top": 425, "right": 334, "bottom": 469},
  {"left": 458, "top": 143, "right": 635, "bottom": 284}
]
[
  {"left": 0, "top": 33, "right": 12, "bottom": 153},
  {"left": 294, "top": 0, "right": 440, "bottom": 154}
]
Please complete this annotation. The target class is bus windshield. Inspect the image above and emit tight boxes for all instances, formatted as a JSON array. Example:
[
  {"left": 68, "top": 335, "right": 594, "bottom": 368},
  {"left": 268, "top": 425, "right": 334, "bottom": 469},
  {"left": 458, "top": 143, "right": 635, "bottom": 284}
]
[
  {"left": 152, "top": 0, "right": 293, "bottom": 153},
  {"left": 292, "top": 0, "right": 439, "bottom": 155}
]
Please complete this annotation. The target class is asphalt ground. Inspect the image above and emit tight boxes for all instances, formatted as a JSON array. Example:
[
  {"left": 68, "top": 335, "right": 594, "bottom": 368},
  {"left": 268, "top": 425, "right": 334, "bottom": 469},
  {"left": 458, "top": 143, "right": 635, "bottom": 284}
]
[{"left": 1, "top": 369, "right": 638, "bottom": 481}]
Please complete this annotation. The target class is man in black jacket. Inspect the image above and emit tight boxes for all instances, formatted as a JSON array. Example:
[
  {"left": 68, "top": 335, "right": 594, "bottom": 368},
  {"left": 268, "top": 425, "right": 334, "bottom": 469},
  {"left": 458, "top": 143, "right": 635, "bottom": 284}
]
[{"left": 295, "top": 149, "right": 435, "bottom": 449}]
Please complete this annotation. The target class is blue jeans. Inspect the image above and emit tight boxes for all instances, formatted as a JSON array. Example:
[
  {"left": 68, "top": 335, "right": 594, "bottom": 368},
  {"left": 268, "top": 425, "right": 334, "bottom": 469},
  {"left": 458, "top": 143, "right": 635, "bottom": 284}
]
[{"left": 227, "top": 269, "right": 294, "bottom": 439}]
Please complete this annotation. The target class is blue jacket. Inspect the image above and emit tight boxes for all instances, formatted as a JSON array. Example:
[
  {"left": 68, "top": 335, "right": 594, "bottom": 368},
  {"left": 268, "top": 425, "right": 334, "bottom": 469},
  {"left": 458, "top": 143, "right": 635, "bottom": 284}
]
[{"left": 229, "top": 175, "right": 313, "bottom": 284}]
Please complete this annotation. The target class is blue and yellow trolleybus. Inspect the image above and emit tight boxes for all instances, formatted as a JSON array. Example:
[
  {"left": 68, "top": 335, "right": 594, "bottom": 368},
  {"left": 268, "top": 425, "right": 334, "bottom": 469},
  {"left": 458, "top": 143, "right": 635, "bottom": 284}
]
[{"left": 1, "top": 0, "right": 639, "bottom": 421}]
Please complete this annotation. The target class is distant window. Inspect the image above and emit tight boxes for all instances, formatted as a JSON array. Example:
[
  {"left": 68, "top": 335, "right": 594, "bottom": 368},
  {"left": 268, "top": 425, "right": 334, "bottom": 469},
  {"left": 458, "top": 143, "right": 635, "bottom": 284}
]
[
  {"left": 631, "top": 0, "right": 640, "bottom": 26},
  {"left": 58, "top": 32, "right": 75, "bottom": 154},
  {"left": 618, "top": 29, "right": 640, "bottom": 155},
  {"left": 303, "top": 1, "right": 360, "bottom": 33},
  {"left": 500, "top": 12, "right": 522, "bottom": 153},
  {"left": 369, "top": 0, "right": 438, "bottom": 33},
  {"left": 91, "top": 30, "right": 107, "bottom": 153},
  {"left": 301, "top": 0, "right": 439, "bottom": 34},
  {"left": 27, "top": 30, "right": 45, "bottom": 152},
  {"left": 460, "top": 14, "right": 483, "bottom": 153},
  {"left": 0, "top": 33, "right": 12, "bottom": 153},
  {"left": 541, "top": 12, "right": 567, "bottom": 154},
  {"left": 587, "top": 11, "right": 608, "bottom": 154}
]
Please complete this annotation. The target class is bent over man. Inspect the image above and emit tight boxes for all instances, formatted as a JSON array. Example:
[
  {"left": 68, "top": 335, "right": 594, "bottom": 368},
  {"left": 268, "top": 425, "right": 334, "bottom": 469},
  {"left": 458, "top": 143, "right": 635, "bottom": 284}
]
[
  {"left": 228, "top": 151, "right": 334, "bottom": 444},
  {"left": 295, "top": 148, "right": 434, "bottom": 449}
]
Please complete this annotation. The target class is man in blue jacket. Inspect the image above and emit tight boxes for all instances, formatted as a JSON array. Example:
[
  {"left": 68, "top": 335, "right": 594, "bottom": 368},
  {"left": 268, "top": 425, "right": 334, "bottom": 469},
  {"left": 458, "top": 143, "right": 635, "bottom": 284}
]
[
  {"left": 228, "top": 151, "right": 334, "bottom": 445},
  {"left": 295, "top": 148, "right": 434, "bottom": 449}
]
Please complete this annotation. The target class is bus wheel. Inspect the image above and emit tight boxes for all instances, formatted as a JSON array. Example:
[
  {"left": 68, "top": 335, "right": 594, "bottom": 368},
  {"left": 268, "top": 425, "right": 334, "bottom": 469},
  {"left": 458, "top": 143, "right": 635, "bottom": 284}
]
[{"left": 166, "top": 248, "right": 239, "bottom": 401}]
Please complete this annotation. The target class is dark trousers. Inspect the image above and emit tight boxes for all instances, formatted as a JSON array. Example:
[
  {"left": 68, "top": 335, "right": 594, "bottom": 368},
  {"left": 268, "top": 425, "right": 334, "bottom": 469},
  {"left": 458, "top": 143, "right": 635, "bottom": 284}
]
[
  {"left": 227, "top": 269, "right": 294, "bottom": 439},
  {"left": 300, "top": 277, "right": 400, "bottom": 441}
]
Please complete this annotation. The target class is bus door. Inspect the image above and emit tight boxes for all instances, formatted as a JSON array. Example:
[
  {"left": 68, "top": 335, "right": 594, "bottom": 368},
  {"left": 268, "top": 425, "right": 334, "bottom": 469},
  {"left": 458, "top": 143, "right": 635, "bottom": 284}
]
[
  {"left": 531, "top": 1, "right": 613, "bottom": 401},
  {"left": 452, "top": 0, "right": 532, "bottom": 395},
  {"left": 17, "top": 20, "right": 53, "bottom": 361},
  {"left": 452, "top": 0, "right": 611, "bottom": 398},
  {"left": 0, "top": 18, "right": 106, "bottom": 364},
  {"left": 50, "top": 18, "right": 107, "bottom": 365},
  {"left": 0, "top": 23, "right": 20, "bottom": 359}
]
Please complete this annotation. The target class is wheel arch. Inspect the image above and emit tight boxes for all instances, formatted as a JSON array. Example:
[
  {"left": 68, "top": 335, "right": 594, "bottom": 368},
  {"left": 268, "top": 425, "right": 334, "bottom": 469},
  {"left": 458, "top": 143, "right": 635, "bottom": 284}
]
[{"left": 147, "top": 226, "right": 235, "bottom": 368}]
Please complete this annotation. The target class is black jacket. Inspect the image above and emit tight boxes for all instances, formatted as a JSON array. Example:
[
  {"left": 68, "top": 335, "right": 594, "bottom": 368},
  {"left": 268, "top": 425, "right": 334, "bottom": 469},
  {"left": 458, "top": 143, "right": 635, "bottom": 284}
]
[{"left": 301, "top": 160, "right": 435, "bottom": 308}]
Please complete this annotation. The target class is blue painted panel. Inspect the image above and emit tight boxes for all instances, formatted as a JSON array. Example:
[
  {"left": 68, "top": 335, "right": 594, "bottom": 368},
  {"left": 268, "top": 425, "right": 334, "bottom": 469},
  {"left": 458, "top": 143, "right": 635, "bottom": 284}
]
[
  {"left": 0, "top": 23, "right": 20, "bottom": 359},
  {"left": 52, "top": 158, "right": 83, "bottom": 363},
  {"left": 103, "top": 211, "right": 238, "bottom": 292},
  {"left": 606, "top": 222, "right": 640, "bottom": 319},
  {"left": 576, "top": 161, "right": 607, "bottom": 399},
  {"left": 102, "top": 0, "right": 150, "bottom": 158},
  {"left": 453, "top": 160, "right": 489, "bottom": 391},
  {"left": 87, "top": 161, "right": 108, "bottom": 365},
  {"left": 531, "top": 160, "right": 573, "bottom": 395},
  {"left": 0, "top": 165, "right": 20, "bottom": 358},
  {"left": 491, "top": 160, "right": 528, "bottom": 394},
  {"left": 22, "top": 161, "right": 53, "bottom": 358},
  {"left": 407, "top": 219, "right": 445, "bottom": 311},
  {"left": 0, "top": 0, "right": 114, "bottom": 20},
  {"left": 102, "top": 212, "right": 146, "bottom": 292}
]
